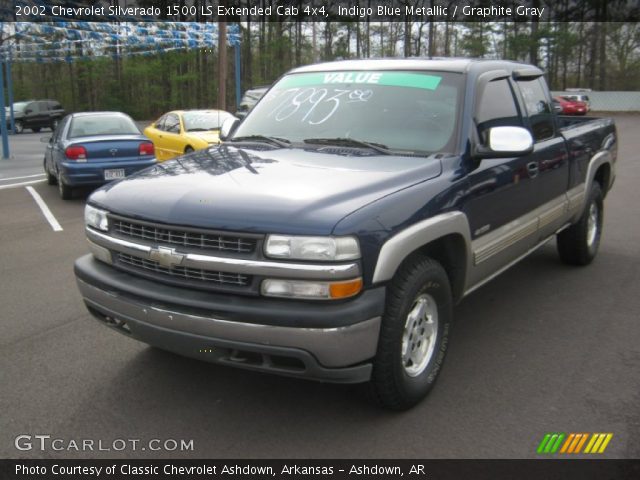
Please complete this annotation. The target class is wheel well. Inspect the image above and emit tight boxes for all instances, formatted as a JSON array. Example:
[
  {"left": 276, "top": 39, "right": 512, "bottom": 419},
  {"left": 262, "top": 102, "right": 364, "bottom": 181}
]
[
  {"left": 594, "top": 163, "right": 611, "bottom": 196},
  {"left": 185, "top": 145, "right": 194, "bottom": 153},
  {"left": 398, "top": 234, "right": 467, "bottom": 304}
]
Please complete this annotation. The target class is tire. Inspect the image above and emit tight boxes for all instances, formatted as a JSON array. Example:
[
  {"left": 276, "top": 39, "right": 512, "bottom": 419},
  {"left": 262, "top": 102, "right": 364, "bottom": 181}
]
[
  {"left": 58, "top": 173, "right": 73, "bottom": 200},
  {"left": 184, "top": 146, "right": 194, "bottom": 154},
  {"left": 368, "top": 255, "right": 453, "bottom": 410},
  {"left": 44, "top": 160, "right": 57, "bottom": 185},
  {"left": 51, "top": 119, "right": 59, "bottom": 131},
  {"left": 557, "top": 182, "right": 603, "bottom": 265},
  {"left": 32, "top": 127, "right": 41, "bottom": 133},
  {"left": 14, "top": 121, "right": 24, "bottom": 134}
]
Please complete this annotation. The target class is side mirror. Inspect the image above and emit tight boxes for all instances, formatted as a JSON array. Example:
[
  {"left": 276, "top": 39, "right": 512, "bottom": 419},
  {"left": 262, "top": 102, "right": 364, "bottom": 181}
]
[
  {"left": 475, "top": 126, "right": 534, "bottom": 159},
  {"left": 219, "top": 116, "right": 240, "bottom": 141},
  {"left": 25, "top": 109, "right": 33, "bottom": 114}
]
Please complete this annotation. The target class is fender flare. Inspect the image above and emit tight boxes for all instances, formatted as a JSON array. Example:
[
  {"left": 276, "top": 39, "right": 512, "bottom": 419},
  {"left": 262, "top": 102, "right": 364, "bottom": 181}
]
[{"left": 372, "top": 211, "right": 472, "bottom": 285}]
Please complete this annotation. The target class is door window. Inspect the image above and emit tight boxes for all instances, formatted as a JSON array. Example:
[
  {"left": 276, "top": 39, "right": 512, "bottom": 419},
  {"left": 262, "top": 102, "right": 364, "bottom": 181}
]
[
  {"left": 54, "top": 116, "right": 69, "bottom": 141},
  {"left": 25, "top": 102, "right": 38, "bottom": 114},
  {"left": 154, "top": 115, "right": 167, "bottom": 131},
  {"left": 476, "top": 78, "right": 521, "bottom": 143},
  {"left": 517, "top": 78, "right": 555, "bottom": 142},
  {"left": 165, "top": 113, "right": 181, "bottom": 134}
]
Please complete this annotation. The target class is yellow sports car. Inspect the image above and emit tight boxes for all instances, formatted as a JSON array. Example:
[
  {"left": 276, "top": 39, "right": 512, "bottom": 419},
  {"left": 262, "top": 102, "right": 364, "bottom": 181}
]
[{"left": 144, "top": 109, "right": 233, "bottom": 161}]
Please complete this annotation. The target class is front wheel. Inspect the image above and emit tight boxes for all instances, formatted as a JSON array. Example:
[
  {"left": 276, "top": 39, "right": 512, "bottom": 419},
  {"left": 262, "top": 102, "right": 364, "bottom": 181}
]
[
  {"left": 14, "top": 121, "right": 24, "bottom": 134},
  {"left": 184, "top": 146, "right": 194, "bottom": 154},
  {"left": 557, "top": 182, "right": 603, "bottom": 265},
  {"left": 51, "top": 119, "right": 59, "bottom": 131},
  {"left": 368, "top": 255, "right": 452, "bottom": 410}
]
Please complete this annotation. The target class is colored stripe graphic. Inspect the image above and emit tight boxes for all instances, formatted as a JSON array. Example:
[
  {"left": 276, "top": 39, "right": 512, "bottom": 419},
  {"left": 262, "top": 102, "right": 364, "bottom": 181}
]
[
  {"left": 538, "top": 433, "right": 613, "bottom": 454},
  {"left": 584, "top": 433, "right": 614, "bottom": 454},
  {"left": 575, "top": 433, "right": 589, "bottom": 453},
  {"left": 560, "top": 434, "right": 575, "bottom": 453},
  {"left": 537, "top": 433, "right": 565, "bottom": 454},
  {"left": 568, "top": 433, "right": 583, "bottom": 453},
  {"left": 550, "top": 433, "right": 565, "bottom": 453}
]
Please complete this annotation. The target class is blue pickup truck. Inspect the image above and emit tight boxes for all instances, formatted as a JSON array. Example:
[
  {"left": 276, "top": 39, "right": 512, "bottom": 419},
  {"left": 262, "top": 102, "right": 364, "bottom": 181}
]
[{"left": 74, "top": 59, "right": 617, "bottom": 410}]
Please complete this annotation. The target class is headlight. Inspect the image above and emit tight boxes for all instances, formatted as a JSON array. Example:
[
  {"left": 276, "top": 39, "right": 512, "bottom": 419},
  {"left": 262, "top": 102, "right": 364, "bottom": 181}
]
[
  {"left": 264, "top": 235, "right": 360, "bottom": 261},
  {"left": 261, "top": 278, "right": 363, "bottom": 300},
  {"left": 84, "top": 204, "right": 109, "bottom": 231}
]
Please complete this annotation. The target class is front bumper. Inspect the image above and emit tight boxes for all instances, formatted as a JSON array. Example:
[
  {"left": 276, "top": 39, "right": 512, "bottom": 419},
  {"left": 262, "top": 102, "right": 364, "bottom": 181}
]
[{"left": 75, "top": 255, "right": 385, "bottom": 383}]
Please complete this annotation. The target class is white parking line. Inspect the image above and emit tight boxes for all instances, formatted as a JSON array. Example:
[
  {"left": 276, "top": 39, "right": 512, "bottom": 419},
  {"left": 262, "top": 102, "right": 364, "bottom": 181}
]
[
  {"left": 0, "top": 179, "right": 46, "bottom": 190},
  {"left": 25, "top": 186, "right": 63, "bottom": 232},
  {"left": 0, "top": 173, "right": 45, "bottom": 181}
]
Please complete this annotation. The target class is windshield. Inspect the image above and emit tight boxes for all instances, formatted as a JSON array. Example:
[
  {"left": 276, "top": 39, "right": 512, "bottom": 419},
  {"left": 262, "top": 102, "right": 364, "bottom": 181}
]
[
  {"left": 182, "top": 111, "right": 232, "bottom": 131},
  {"left": 69, "top": 114, "right": 140, "bottom": 138},
  {"left": 233, "top": 70, "right": 461, "bottom": 154}
]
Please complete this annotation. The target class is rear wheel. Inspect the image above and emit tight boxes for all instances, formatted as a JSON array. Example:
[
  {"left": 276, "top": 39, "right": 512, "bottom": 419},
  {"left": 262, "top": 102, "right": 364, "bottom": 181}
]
[
  {"left": 368, "top": 255, "right": 452, "bottom": 410},
  {"left": 557, "top": 182, "right": 603, "bottom": 265},
  {"left": 57, "top": 173, "right": 73, "bottom": 200},
  {"left": 44, "top": 160, "right": 57, "bottom": 185}
]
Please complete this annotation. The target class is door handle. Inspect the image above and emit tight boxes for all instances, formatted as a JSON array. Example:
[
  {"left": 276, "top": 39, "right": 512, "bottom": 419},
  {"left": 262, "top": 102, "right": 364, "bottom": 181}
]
[{"left": 526, "top": 162, "right": 539, "bottom": 178}]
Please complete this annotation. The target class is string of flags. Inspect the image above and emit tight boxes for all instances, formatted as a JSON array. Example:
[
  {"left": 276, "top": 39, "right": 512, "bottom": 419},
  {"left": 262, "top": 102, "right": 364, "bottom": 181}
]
[{"left": 0, "top": 22, "right": 241, "bottom": 63}]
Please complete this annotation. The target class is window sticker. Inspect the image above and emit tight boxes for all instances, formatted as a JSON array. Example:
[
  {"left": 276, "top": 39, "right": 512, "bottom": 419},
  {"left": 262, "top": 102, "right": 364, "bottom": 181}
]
[{"left": 277, "top": 71, "right": 442, "bottom": 91}]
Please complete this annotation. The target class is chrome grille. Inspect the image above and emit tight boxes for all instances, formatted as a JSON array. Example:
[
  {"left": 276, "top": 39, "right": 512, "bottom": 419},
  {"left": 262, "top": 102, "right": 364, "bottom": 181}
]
[
  {"left": 111, "top": 218, "right": 256, "bottom": 254},
  {"left": 117, "top": 253, "right": 251, "bottom": 287}
]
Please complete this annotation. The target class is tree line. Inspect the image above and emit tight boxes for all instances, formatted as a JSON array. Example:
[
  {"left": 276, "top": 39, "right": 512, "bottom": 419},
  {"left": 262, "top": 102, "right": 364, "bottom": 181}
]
[{"left": 4, "top": 20, "right": 640, "bottom": 120}]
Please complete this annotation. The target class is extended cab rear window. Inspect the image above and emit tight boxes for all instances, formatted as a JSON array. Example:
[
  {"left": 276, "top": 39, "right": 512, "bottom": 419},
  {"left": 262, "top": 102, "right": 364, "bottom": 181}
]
[{"left": 233, "top": 70, "right": 462, "bottom": 154}]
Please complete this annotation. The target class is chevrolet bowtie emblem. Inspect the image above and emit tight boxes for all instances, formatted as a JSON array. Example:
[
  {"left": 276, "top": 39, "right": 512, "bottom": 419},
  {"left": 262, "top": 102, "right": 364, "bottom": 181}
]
[
  {"left": 149, "top": 246, "right": 184, "bottom": 268},
  {"left": 110, "top": 148, "right": 118, "bottom": 156}
]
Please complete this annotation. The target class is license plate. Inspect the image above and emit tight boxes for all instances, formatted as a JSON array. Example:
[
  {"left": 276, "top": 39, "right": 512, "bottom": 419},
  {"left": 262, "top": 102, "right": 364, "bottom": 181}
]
[{"left": 104, "top": 168, "right": 125, "bottom": 180}]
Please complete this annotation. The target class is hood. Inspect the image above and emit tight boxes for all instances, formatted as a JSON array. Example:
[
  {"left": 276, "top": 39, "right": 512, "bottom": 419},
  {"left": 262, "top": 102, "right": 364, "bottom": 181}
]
[
  {"left": 6, "top": 109, "right": 24, "bottom": 119},
  {"left": 187, "top": 131, "right": 221, "bottom": 144},
  {"left": 90, "top": 145, "right": 442, "bottom": 235}
]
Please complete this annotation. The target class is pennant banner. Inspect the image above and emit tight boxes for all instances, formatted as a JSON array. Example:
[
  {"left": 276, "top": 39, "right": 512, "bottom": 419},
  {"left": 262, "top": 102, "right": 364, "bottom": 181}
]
[{"left": 0, "top": 22, "right": 241, "bottom": 63}]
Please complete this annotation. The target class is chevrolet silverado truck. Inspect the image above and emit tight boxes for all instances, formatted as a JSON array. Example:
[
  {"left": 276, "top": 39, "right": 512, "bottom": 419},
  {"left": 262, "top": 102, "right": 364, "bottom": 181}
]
[{"left": 74, "top": 59, "right": 617, "bottom": 410}]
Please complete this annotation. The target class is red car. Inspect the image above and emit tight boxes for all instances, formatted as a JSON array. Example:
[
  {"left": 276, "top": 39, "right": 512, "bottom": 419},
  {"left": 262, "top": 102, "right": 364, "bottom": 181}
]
[{"left": 554, "top": 96, "right": 588, "bottom": 115}]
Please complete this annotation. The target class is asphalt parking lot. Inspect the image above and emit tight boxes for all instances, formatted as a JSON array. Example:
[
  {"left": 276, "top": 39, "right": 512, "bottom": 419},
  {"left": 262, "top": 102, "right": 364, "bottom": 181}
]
[{"left": 1, "top": 115, "right": 639, "bottom": 459}]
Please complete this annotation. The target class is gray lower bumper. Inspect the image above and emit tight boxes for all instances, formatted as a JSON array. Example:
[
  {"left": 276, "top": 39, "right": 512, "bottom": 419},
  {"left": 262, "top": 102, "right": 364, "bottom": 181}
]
[{"left": 77, "top": 277, "right": 381, "bottom": 384}]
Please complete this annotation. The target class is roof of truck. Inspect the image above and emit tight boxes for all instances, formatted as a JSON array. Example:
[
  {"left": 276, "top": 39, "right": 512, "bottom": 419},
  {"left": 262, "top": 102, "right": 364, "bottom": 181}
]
[{"left": 291, "top": 58, "right": 542, "bottom": 76}]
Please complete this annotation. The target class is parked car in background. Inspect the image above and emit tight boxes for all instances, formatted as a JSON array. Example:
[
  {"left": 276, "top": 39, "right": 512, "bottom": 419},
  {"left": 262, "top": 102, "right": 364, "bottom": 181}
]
[
  {"left": 144, "top": 109, "right": 233, "bottom": 161},
  {"left": 563, "top": 94, "right": 591, "bottom": 111},
  {"left": 44, "top": 111, "right": 157, "bottom": 200},
  {"left": 554, "top": 96, "right": 588, "bottom": 115},
  {"left": 235, "top": 86, "right": 269, "bottom": 118},
  {"left": 8, "top": 99, "right": 65, "bottom": 133}
]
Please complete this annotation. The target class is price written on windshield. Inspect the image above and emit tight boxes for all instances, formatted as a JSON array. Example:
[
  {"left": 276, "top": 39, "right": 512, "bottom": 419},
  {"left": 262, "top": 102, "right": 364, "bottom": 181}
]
[{"left": 267, "top": 88, "right": 374, "bottom": 125}]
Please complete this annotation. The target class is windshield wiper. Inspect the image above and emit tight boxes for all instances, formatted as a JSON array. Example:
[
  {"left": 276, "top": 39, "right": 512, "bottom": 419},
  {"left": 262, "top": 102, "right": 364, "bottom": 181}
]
[
  {"left": 303, "top": 137, "right": 395, "bottom": 155},
  {"left": 229, "top": 135, "right": 291, "bottom": 148},
  {"left": 186, "top": 128, "right": 213, "bottom": 132}
]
